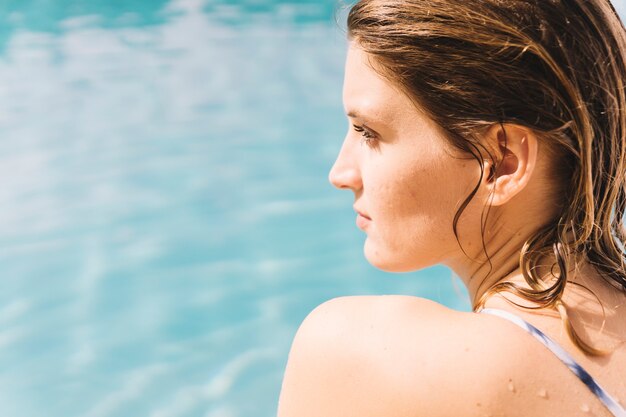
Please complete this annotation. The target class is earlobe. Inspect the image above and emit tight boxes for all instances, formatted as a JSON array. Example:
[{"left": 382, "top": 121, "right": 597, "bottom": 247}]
[{"left": 483, "top": 124, "right": 538, "bottom": 206}]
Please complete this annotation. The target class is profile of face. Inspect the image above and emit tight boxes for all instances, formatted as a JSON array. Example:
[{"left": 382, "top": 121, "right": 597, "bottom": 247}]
[{"left": 329, "top": 44, "right": 488, "bottom": 273}]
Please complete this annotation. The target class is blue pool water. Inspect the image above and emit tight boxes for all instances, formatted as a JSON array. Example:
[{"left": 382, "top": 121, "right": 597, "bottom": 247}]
[{"left": 1, "top": 1, "right": 625, "bottom": 416}]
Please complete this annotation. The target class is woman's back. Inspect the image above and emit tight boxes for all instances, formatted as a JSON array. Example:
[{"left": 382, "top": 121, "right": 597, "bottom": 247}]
[{"left": 279, "top": 293, "right": 626, "bottom": 417}]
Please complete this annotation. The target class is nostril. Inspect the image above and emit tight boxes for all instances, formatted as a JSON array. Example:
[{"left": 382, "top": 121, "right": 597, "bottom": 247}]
[
  {"left": 329, "top": 167, "right": 361, "bottom": 191},
  {"left": 330, "top": 178, "right": 349, "bottom": 190}
]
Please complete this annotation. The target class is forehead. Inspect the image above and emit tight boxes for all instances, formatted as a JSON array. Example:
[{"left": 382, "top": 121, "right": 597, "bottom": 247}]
[{"left": 343, "top": 45, "right": 415, "bottom": 122}]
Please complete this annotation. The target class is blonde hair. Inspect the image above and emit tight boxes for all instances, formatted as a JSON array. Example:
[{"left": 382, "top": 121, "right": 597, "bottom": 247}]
[{"left": 347, "top": 0, "right": 626, "bottom": 355}]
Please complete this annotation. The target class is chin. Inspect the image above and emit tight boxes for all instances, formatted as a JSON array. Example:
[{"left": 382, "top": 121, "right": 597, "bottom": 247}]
[{"left": 363, "top": 242, "right": 432, "bottom": 273}]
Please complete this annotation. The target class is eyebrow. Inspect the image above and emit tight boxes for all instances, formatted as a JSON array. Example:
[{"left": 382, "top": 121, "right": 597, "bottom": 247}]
[
  {"left": 346, "top": 110, "right": 385, "bottom": 127},
  {"left": 346, "top": 110, "right": 373, "bottom": 120}
]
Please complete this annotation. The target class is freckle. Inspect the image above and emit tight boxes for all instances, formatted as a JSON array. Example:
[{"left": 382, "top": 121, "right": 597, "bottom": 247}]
[
  {"left": 580, "top": 403, "right": 590, "bottom": 413},
  {"left": 464, "top": 347, "right": 470, "bottom": 352},
  {"left": 537, "top": 388, "right": 548, "bottom": 399},
  {"left": 476, "top": 402, "right": 482, "bottom": 407},
  {"left": 507, "top": 379, "right": 516, "bottom": 393}
]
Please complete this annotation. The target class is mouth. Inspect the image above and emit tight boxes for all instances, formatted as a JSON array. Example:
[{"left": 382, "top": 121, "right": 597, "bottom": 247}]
[
  {"left": 354, "top": 207, "right": 372, "bottom": 230},
  {"left": 353, "top": 206, "right": 371, "bottom": 220}
]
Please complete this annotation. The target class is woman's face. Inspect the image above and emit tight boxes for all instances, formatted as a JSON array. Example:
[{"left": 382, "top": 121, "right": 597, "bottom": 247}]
[{"left": 329, "top": 44, "right": 484, "bottom": 272}]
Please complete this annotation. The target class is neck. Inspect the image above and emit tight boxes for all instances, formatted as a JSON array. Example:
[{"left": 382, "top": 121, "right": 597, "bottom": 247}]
[{"left": 443, "top": 212, "right": 535, "bottom": 308}]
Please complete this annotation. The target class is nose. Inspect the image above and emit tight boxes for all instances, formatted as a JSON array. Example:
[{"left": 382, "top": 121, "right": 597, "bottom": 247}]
[{"left": 328, "top": 138, "right": 362, "bottom": 191}]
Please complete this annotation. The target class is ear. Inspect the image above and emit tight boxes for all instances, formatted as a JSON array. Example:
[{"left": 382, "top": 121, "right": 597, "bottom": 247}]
[{"left": 482, "top": 124, "right": 539, "bottom": 206}]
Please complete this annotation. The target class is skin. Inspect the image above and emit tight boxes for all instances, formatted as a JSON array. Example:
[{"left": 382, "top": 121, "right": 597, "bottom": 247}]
[{"left": 277, "top": 44, "right": 626, "bottom": 417}]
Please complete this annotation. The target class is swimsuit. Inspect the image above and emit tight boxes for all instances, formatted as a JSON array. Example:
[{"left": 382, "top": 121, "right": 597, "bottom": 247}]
[{"left": 478, "top": 308, "right": 626, "bottom": 417}]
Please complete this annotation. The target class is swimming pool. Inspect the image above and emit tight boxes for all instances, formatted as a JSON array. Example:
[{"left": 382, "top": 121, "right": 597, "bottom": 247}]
[{"left": 2, "top": 1, "right": 625, "bottom": 416}]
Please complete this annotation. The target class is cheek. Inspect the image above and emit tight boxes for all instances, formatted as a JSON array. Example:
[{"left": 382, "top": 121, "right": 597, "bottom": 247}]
[
  {"left": 366, "top": 156, "right": 448, "bottom": 233},
  {"left": 382, "top": 155, "right": 459, "bottom": 215},
  {"left": 365, "top": 153, "right": 475, "bottom": 270}
]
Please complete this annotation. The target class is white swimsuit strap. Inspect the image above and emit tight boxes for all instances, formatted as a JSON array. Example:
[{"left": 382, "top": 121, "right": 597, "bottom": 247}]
[{"left": 479, "top": 308, "right": 625, "bottom": 417}]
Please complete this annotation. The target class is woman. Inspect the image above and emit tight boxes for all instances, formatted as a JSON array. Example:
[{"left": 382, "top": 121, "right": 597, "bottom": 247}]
[{"left": 279, "top": 0, "right": 626, "bottom": 416}]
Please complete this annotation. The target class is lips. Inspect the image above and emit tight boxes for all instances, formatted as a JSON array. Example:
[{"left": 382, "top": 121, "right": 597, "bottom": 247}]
[
  {"left": 353, "top": 205, "right": 371, "bottom": 219},
  {"left": 354, "top": 207, "right": 372, "bottom": 230}
]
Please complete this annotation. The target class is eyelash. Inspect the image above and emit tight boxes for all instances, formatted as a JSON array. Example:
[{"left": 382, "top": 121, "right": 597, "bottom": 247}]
[{"left": 352, "top": 124, "right": 377, "bottom": 146}]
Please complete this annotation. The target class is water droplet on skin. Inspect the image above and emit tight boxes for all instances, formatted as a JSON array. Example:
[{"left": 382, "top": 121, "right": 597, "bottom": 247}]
[
  {"left": 580, "top": 403, "right": 590, "bottom": 413},
  {"left": 507, "top": 380, "right": 516, "bottom": 393},
  {"left": 537, "top": 388, "right": 548, "bottom": 399}
]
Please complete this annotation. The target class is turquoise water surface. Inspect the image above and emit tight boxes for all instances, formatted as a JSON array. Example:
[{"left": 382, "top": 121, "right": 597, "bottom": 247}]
[{"left": 3, "top": 1, "right": 625, "bottom": 417}]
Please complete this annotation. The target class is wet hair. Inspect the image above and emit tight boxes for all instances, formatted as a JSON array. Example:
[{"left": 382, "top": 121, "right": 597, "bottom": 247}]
[{"left": 347, "top": 0, "right": 626, "bottom": 355}]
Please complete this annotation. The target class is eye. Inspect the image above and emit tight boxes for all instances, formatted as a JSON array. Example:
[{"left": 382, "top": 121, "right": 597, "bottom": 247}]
[{"left": 352, "top": 124, "right": 377, "bottom": 146}]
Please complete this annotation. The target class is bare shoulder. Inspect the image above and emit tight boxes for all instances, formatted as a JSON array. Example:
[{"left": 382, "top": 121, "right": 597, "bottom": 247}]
[{"left": 278, "top": 295, "right": 535, "bottom": 417}]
